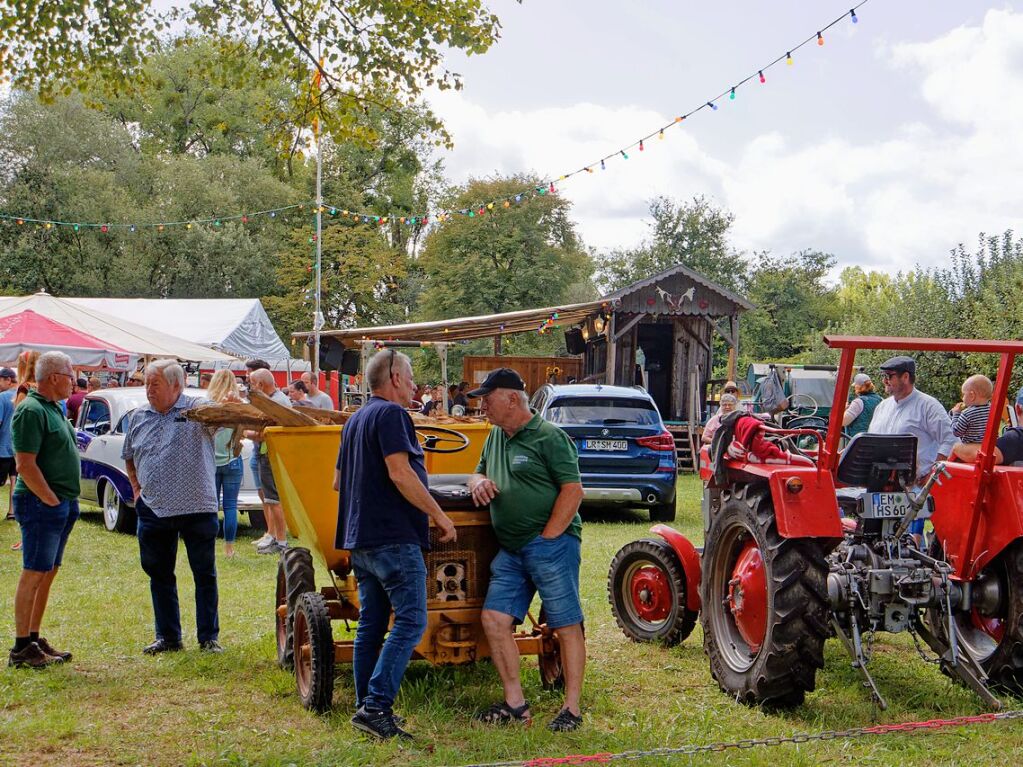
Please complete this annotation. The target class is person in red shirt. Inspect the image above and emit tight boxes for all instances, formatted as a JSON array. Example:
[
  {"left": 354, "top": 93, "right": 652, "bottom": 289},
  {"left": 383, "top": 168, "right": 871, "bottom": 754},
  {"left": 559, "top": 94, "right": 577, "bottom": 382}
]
[{"left": 65, "top": 377, "right": 88, "bottom": 425}]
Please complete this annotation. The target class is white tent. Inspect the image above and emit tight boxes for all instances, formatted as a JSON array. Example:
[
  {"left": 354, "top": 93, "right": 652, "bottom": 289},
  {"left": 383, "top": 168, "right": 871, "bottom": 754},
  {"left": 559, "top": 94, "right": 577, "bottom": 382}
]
[
  {"left": 0, "top": 293, "right": 236, "bottom": 362},
  {"left": 66, "top": 298, "right": 291, "bottom": 361}
]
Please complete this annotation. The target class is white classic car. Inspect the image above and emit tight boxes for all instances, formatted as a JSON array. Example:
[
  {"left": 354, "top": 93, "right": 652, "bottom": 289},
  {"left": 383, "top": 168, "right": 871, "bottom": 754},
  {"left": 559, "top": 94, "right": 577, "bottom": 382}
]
[{"left": 75, "top": 388, "right": 265, "bottom": 533}]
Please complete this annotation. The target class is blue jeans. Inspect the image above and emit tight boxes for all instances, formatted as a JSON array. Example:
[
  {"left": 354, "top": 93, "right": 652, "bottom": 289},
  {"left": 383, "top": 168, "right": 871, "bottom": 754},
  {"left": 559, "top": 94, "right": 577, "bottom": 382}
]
[
  {"left": 136, "top": 501, "right": 220, "bottom": 644},
  {"left": 14, "top": 494, "right": 79, "bottom": 572},
  {"left": 350, "top": 544, "right": 427, "bottom": 712},
  {"left": 215, "top": 458, "right": 244, "bottom": 543}
]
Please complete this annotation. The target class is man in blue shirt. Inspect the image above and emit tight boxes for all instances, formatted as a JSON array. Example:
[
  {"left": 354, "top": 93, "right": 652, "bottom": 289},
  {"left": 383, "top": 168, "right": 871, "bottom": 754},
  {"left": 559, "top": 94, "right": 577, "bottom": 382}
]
[
  {"left": 0, "top": 367, "right": 16, "bottom": 514},
  {"left": 334, "top": 349, "right": 456, "bottom": 740}
]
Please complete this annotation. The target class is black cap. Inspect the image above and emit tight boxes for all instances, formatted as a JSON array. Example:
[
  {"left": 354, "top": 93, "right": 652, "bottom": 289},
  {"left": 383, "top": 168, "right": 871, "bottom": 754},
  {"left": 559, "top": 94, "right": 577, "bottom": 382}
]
[
  {"left": 0, "top": 367, "right": 15, "bottom": 380},
  {"left": 880, "top": 355, "right": 915, "bottom": 376},
  {"left": 244, "top": 358, "right": 270, "bottom": 371},
  {"left": 76, "top": 377, "right": 88, "bottom": 387},
  {"left": 467, "top": 368, "right": 526, "bottom": 397}
]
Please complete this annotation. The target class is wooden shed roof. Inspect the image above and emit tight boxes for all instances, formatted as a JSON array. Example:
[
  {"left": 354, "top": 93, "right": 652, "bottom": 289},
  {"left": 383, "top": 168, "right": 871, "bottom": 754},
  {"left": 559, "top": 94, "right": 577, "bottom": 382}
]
[{"left": 605, "top": 263, "right": 755, "bottom": 313}]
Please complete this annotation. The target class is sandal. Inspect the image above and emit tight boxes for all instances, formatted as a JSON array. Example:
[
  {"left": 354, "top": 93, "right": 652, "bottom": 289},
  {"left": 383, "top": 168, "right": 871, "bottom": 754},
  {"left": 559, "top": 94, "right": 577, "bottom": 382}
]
[
  {"left": 475, "top": 700, "right": 532, "bottom": 725},
  {"left": 548, "top": 708, "right": 583, "bottom": 732}
]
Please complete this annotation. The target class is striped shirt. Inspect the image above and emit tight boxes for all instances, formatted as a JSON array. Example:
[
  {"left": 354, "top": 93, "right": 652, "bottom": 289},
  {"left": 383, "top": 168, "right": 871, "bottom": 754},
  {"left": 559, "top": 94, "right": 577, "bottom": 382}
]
[{"left": 949, "top": 403, "right": 991, "bottom": 444}]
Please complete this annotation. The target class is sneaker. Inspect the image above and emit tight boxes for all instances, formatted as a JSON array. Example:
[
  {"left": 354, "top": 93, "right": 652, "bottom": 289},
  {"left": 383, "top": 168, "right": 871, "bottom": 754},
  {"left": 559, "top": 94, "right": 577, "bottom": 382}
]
[
  {"left": 8, "top": 642, "right": 59, "bottom": 669},
  {"left": 142, "top": 638, "right": 184, "bottom": 655},
  {"left": 199, "top": 640, "right": 224, "bottom": 653},
  {"left": 256, "top": 539, "right": 288, "bottom": 555},
  {"left": 252, "top": 533, "right": 273, "bottom": 547},
  {"left": 351, "top": 706, "right": 413, "bottom": 740},
  {"left": 35, "top": 637, "right": 72, "bottom": 662},
  {"left": 548, "top": 708, "right": 583, "bottom": 732}
]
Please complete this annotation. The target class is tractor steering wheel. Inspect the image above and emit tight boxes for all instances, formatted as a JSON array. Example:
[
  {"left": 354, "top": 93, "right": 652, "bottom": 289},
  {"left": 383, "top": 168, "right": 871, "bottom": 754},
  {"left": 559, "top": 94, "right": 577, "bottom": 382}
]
[
  {"left": 788, "top": 393, "right": 819, "bottom": 417},
  {"left": 415, "top": 425, "right": 471, "bottom": 454}
]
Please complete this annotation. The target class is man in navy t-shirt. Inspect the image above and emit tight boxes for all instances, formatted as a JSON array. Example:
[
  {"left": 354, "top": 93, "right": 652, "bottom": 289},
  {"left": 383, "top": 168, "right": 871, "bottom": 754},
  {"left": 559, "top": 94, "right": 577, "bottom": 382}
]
[{"left": 334, "top": 348, "right": 456, "bottom": 741}]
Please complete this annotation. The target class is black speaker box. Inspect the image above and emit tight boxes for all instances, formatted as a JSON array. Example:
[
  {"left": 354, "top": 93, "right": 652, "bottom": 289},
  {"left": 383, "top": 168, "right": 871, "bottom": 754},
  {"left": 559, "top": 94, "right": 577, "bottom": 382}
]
[
  {"left": 319, "top": 340, "right": 345, "bottom": 372},
  {"left": 565, "top": 327, "right": 586, "bottom": 355},
  {"left": 340, "top": 349, "right": 361, "bottom": 376}
]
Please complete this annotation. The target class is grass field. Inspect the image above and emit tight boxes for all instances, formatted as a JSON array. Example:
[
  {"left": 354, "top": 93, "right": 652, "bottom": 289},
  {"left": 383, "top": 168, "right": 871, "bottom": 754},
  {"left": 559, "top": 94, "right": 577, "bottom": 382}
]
[{"left": 1, "top": 477, "right": 1022, "bottom": 767}]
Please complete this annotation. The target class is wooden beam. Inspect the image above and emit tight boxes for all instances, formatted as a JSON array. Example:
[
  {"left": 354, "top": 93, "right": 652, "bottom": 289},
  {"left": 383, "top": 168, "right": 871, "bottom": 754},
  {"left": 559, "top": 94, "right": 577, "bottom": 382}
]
[
  {"left": 606, "top": 314, "right": 617, "bottom": 384},
  {"left": 612, "top": 313, "right": 643, "bottom": 342},
  {"left": 680, "top": 321, "right": 710, "bottom": 352},
  {"left": 710, "top": 317, "right": 736, "bottom": 347}
]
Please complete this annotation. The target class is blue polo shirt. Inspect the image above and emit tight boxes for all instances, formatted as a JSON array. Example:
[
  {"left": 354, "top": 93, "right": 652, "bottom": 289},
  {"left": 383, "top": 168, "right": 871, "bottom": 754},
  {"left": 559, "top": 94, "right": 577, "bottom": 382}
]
[{"left": 335, "top": 395, "right": 429, "bottom": 551}]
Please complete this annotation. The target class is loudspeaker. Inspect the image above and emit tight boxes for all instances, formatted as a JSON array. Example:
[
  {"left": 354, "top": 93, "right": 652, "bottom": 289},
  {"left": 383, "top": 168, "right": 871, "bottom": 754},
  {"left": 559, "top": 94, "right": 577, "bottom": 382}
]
[
  {"left": 340, "top": 349, "right": 361, "bottom": 376},
  {"left": 319, "top": 340, "right": 345, "bottom": 372},
  {"left": 565, "top": 327, "right": 586, "bottom": 355}
]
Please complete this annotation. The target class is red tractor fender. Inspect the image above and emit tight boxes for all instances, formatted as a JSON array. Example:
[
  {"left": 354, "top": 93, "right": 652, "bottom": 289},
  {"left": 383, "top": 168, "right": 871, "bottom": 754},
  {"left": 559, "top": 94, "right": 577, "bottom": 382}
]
[{"left": 650, "top": 524, "right": 702, "bottom": 612}]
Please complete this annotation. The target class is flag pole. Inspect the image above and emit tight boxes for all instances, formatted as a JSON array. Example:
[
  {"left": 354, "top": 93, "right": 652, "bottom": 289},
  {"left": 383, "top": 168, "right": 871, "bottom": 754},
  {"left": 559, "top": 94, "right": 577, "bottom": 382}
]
[{"left": 312, "top": 56, "right": 324, "bottom": 382}]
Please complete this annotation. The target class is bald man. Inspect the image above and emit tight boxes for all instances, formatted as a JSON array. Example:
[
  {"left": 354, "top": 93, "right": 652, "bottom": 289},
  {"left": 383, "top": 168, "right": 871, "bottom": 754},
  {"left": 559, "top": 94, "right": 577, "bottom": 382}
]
[
  {"left": 244, "top": 369, "right": 292, "bottom": 553},
  {"left": 949, "top": 374, "right": 993, "bottom": 445}
]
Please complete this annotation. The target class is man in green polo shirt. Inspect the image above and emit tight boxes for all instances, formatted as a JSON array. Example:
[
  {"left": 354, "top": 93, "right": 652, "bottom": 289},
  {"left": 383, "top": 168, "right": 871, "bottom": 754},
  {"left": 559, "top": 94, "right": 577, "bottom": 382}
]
[
  {"left": 468, "top": 368, "right": 586, "bottom": 732},
  {"left": 9, "top": 351, "right": 80, "bottom": 669}
]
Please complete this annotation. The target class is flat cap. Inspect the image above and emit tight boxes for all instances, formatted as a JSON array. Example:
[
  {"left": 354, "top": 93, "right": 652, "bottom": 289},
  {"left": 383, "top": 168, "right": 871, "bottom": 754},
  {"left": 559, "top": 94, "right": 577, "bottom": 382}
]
[{"left": 880, "top": 355, "right": 915, "bottom": 376}]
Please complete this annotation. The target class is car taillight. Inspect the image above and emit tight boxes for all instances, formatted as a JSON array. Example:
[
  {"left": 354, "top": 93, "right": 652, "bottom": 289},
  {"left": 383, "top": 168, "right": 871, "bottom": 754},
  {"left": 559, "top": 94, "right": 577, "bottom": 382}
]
[{"left": 635, "top": 431, "right": 675, "bottom": 451}]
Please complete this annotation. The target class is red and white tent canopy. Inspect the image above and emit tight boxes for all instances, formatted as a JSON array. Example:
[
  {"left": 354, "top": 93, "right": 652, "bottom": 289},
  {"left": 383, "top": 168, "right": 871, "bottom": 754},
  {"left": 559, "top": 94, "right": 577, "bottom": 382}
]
[{"left": 0, "top": 309, "right": 139, "bottom": 370}]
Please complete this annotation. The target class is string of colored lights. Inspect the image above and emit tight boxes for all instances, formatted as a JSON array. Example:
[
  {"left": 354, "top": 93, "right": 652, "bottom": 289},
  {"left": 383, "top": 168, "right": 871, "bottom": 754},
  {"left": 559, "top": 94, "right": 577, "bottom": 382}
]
[{"left": 0, "top": 2, "right": 868, "bottom": 232}]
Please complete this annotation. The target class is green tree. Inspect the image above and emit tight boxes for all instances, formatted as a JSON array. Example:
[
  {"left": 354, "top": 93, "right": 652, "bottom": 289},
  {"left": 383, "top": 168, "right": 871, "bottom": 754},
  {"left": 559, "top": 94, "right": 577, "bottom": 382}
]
[
  {"left": 418, "top": 175, "right": 592, "bottom": 322},
  {"left": 597, "top": 195, "right": 743, "bottom": 292},
  {"left": 1, "top": 0, "right": 507, "bottom": 148}
]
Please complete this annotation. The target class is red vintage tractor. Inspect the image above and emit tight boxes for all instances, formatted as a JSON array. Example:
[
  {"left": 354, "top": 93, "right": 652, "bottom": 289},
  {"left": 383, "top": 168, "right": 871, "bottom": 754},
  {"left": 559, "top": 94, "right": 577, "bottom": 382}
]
[{"left": 609, "top": 335, "right": 1023, "bottom": 709}]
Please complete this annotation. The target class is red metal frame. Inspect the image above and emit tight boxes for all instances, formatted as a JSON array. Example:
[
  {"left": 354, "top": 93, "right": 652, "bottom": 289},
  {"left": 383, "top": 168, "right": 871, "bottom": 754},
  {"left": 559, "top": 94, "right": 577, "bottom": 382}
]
[{"left": 823, "top": 335, "right": 1023, "bottom": 579}]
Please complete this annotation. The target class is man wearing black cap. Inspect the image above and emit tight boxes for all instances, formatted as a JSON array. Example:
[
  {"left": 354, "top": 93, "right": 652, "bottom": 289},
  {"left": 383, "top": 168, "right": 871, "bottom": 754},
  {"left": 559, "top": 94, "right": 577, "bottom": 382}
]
[
  {"left": 468, "top": 368, "right": 586, "bottom": 732},
  {"left": 869, "top": 355, "right": 955, "bottom": 489}
]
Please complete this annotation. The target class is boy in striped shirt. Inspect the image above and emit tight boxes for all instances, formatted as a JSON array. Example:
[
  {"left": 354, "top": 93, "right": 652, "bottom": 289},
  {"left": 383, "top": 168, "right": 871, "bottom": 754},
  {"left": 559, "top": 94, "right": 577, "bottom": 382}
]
[{"left": 949, "top": 374, "right": 992, "bottom": 444}]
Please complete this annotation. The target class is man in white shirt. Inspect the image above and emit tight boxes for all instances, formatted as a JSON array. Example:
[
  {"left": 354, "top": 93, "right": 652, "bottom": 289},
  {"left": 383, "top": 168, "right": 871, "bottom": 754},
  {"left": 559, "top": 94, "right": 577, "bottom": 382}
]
[
  {"left": 868, "top": 356, "right": 955, "bottom": 536},
  {"left": 300, "top": 372, "right": 334, "bottom": 410}
]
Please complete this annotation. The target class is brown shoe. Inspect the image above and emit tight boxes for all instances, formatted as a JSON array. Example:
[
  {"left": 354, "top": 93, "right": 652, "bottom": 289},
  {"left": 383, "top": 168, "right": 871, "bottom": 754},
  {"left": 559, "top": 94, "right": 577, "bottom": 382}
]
[
  {"left": 8, "top": 642, "right": 59, "bottom": 669},
  {"left": 36, "top": 637, "right": 71, "bottom": 662}
]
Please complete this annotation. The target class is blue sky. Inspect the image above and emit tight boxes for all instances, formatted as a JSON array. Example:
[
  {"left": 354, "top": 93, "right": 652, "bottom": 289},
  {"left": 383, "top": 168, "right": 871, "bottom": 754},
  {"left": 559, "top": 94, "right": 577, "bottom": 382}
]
[{"left": 428, "top": 1, "right": 1018, "bottom": 274}]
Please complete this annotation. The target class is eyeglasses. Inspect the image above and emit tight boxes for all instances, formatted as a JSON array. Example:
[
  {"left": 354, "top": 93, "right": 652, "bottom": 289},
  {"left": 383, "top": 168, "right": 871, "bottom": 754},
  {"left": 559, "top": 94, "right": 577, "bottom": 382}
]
[
  {"left": 880, "top": 371, "right": 902, "bottom": 381},
  {"left": 53, "top": 372, "right": 74, "bottom": 380}
]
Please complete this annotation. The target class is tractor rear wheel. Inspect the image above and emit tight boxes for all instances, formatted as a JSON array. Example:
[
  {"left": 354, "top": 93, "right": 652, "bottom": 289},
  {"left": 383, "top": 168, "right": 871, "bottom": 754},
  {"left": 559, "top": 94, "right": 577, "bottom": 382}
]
[
  {"left": 926, "top": 539, "right": 1023, "bottom": 695},
  {"left": 700, "top": 483, "right": 830, "bottom": 706},
  {"left": 293, "top": 592, "right": 335, "bottom": 713},
  {"left": 276, "top": 547, "right": 315, "bottom": 669},
  {"left": 608, "top": 539, "right": 697, "bottom": 645}
]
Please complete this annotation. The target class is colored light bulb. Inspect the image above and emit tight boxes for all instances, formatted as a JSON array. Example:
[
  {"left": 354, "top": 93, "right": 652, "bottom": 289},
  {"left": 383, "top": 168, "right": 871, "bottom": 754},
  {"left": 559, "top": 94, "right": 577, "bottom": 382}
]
[
  {"left": 659, "top": 129, "right": 664, "bottom": 140},
  {"left": 101, "top": 224, "right": 108, "bottom": 233},
  {"left": 503, "top": 200, "right": 511, "bottom": 207},
  {"left": 270, "top": 211, "right": 276, "bottom": 218},
  {"left": 708, "top": 101, "right": 718, "bottom": 111},
  {"left": 129, "top": 224, "right": 136, "bottom": 232},
  {"left": 45, "top": 222, "right": 52, "bottom": 229},
  {"left": 850, "top": 9, "right": 858, "bottom": 23},
  {"left": 787, "top": 51, "right": 793, "bottom": 65},
  {"left": 515, "top": 194, "right": 522, "bottom": 202},
  {"left": 242, "top": 215, "right": 248, "bottom": 223},
  {"left": 73, "top": 224, "right": 79, "bottom": 232},
  {"left": 16, "top": 218, "right": 23, "bottom": 225},
  {"left": 621, "top": 150, "right": 628, "bottom": 160},
  {"left": 213, "top": 220, "right": 220, "bottom": 227},
  {"left": 158, "top": 225, "right": 164, "bottom": 232},
  {"left": 729, "top": 88, "right": 735, "bottom": 100},
  {"left": 817, "top": 31, "right": 824, "bottom": 46},
  {"left": 487, "top": 202, "right": 495, "bottom": 210},
  {"left": 600, "top": 159, "right": 606, "bottom": 170},
  {"left": 330, "top": 207, "right": 337, "bottom": 215},
  {"left": 468, "top": 211, "right": 475, "bottom": 217},
  {"left": 639, "top": 140, "right": 644, "bottom": 151},
  {"left": 759, "top": 70, "right": 765, "bottom": 84}
]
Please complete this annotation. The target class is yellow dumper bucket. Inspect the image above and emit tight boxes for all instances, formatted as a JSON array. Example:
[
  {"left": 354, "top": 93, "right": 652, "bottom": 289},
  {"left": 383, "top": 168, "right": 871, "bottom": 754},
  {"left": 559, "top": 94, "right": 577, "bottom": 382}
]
[{"left": 263, "top": 421, "right": 492, "bottom": 573}]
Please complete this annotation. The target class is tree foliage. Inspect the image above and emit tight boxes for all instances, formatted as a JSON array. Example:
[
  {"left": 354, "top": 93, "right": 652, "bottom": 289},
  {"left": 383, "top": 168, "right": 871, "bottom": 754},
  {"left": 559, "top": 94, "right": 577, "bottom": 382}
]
[
  {"left": 0, "top": 0, "right": 507, "bottom": 150},
  {"left": 597, "top": 195, "right": 743, "bottom": 293}
]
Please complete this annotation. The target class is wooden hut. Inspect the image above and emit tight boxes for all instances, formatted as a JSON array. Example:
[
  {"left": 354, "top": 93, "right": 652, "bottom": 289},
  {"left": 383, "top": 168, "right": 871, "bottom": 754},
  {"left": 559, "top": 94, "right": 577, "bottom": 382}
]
[{"left": 581, "top": 265, "right": 753, "bottom": 429}]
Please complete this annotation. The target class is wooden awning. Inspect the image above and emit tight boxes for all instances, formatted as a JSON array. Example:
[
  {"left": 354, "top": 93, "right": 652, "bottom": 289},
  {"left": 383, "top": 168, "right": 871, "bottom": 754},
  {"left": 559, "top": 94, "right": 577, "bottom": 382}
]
[{"left": 294, "top": 300, "right": 608, "bottom": 345}]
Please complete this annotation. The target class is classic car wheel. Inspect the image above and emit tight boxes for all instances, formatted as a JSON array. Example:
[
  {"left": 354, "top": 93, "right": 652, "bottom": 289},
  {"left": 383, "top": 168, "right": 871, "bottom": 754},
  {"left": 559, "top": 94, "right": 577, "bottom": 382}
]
[{"left": 102, "top": 481, "right": 137, "bottom": 535}]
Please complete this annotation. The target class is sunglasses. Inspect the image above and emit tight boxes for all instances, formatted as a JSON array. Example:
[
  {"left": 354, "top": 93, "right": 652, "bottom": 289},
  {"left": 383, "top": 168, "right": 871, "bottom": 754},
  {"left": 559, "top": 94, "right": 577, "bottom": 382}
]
[{"left": 880, "top": 371, "right": 903, "bottom": 381}]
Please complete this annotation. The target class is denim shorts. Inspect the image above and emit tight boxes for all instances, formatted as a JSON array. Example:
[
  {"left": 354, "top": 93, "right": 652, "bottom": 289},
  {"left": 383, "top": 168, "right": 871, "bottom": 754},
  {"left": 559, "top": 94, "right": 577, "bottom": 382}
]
[
  {"left": 484, "top": 533, "right": 583, "bottom": 629},
  {"left": 257, "top": 452, "right": 279, "bottom": 504},
  {"left": 14, "top": 494, "right": 79, "bottom": 572},
  {"left": 249, "top": 449, "right": 261, "bottom": 485}
]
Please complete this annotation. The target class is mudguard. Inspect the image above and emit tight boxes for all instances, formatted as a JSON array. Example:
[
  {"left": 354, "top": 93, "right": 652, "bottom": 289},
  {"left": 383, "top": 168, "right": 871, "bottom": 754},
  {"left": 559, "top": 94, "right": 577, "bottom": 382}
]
[{"left": 650, "top": 524, "right": 702, "bottom": 611}]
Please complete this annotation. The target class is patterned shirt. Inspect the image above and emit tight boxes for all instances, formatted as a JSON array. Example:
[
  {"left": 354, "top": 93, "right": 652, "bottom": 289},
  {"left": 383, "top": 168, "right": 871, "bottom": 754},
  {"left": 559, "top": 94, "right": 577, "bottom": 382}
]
[
  {"left": 121, "top": 393, "right": 217, "bottom": 517},
  {"left": 949, "top": 403, "right": 991, "bottom": 444}
]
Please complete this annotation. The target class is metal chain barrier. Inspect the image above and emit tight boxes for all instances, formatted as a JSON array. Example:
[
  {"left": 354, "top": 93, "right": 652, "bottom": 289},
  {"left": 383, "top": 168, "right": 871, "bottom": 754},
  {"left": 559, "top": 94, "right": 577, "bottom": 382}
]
[{"left": 450, "top": 710, "right": 1023, "bottom": 767}]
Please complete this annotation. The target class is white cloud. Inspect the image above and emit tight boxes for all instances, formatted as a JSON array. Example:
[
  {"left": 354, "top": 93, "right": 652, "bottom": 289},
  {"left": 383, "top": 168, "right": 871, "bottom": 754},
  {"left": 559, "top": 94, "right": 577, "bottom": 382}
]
[{"left": 428, "top": 8, "right": 1023, "bottom": 274}]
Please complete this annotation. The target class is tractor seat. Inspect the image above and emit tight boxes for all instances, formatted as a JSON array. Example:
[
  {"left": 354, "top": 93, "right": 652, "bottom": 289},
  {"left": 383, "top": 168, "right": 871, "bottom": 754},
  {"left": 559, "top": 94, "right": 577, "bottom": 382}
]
[
  {"left": 428, "top": 473, "right": 479, "bottom": 511},
  {"left": 836, "top": 433, "right": 917, "bottom": 492}
]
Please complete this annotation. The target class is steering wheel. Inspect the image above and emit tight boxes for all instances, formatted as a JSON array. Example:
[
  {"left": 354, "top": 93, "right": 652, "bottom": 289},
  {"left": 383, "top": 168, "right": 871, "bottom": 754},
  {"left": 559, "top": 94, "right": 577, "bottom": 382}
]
[
  {"left": 788, "top": 393, "right": 819, "bottom": 417},
  {"left": 783, "top": 415, "right": 852, "bottom": 452},
  {"left": 415, "top": 425, "right": 471, "bottom": 454}
]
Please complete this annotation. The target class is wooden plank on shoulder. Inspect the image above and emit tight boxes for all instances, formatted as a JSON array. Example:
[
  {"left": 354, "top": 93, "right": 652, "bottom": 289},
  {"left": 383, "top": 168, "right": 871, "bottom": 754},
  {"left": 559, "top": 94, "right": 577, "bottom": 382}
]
[{"left": 248, "top": 390, "right": 319, "bottom": 426}]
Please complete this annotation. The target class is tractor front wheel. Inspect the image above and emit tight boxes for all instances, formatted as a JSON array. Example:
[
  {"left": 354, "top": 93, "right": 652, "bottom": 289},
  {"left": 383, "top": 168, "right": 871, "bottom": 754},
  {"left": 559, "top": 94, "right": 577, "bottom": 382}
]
[
  {"left": 276, "top": 548, "right": 315, "bottom": 669},
  {"left": 293, "top": 592, "right": 335, "bottom": 713},
  {"left": 608, "top": 539, "right": 697, "bottom": 645},
  {"left": 700, "top": 484, "right": 830, "bottom": 706},
  {"left": 926, "top": 539, "right": 1023, "bottom": 695}
]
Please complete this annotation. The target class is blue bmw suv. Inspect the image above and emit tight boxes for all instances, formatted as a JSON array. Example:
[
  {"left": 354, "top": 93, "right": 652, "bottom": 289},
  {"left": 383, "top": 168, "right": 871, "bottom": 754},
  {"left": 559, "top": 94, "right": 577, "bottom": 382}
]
[{"left": 530, "top": 384, "right": 677, "bottom": 521}]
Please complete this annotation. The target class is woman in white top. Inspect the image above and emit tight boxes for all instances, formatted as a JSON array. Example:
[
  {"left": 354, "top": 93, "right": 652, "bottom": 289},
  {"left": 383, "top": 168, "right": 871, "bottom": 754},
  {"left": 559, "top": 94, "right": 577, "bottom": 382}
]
[{"left": 208, "top": 370, "right": 244, "bottom": 558}]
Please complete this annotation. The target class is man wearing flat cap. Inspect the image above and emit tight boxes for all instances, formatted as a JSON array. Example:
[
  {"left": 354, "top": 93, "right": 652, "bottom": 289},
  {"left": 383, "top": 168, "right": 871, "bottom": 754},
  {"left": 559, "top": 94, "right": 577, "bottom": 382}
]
[
  {"left": 468, "top": 368, "right": 586, "bottom": 732},
  {"left": 869, "top": 355, "right": 955, "bottom": 492}
]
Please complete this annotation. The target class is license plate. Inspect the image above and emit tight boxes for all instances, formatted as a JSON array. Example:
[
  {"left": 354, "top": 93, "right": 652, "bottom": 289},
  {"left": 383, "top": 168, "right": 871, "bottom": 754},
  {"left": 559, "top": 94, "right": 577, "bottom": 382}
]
[
  {"left": 868, "top": 493, "right": 911, "bottom": 519},
  {"left": 584, "top": 439, "right": 628, "bottom": 452}
]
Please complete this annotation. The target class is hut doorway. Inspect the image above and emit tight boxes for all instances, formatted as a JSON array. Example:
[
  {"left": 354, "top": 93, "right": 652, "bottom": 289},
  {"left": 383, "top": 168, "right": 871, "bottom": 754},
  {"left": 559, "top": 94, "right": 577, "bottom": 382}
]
[{"left": 637, "top": 323, "right": 673, "bottom": 418}]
